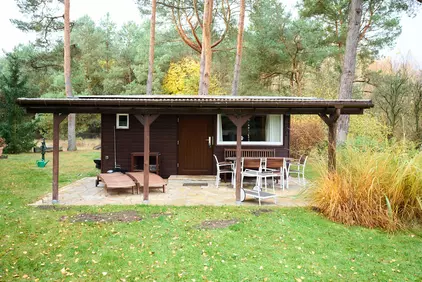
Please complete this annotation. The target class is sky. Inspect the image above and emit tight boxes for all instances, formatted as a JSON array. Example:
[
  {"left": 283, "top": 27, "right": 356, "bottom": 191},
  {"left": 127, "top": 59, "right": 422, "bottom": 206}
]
[
  {"left": 0, "top": 0, "right": 145, "bottom": 52},
  {"left": 383, "top": 11, "right": 422, "bottom": 68},
  {"left": 0, "top": 0, "right": 421, "bottom": 66}
]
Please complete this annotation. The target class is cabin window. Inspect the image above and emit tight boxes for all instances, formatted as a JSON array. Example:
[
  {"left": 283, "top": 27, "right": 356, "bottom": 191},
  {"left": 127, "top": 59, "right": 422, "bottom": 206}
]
[
  {"left": 116, "top": 114, "right": 129, "bottom": 129},
  {"left": 217, "top": 114, "right": 283, "bottom": 145}
]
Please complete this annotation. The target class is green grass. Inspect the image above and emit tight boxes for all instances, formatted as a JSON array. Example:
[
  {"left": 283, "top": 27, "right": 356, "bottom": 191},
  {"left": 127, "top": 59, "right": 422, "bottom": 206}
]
[
  {"left": 1, "top": 151, "right": 422, "bottom": 281},
  {"left": 304, "top": 160, "right": 319, "bottom": 181}
]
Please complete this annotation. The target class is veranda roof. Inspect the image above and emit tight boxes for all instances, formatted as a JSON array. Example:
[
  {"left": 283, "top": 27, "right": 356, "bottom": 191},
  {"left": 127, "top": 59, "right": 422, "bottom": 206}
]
[
  {"left": 18, "top": 95, "right": 374, "bottom": 204},
  {"left": 18, "top": 95, "right": 373, "bottom": 115}
]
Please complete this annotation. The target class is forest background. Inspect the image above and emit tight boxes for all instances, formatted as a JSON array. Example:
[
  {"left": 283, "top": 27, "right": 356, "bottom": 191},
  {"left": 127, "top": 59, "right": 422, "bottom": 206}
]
[{"left": 0, "top": 0, "right": 421, "bottom": 154}]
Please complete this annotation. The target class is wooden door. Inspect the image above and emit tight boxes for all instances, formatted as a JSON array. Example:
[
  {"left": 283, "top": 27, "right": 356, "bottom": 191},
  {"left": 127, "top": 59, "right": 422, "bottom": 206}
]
[{"left": 178, "top": 115, "right": 214, "bottom": 175}]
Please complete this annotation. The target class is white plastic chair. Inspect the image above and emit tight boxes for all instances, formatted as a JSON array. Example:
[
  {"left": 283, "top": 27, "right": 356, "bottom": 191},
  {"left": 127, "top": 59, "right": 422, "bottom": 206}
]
[
  {"left": 213, "top": 154, "right": 234, "bottom": 188},
  {"left": 288, "top": 155, "right": 308, "bottom": 185}
]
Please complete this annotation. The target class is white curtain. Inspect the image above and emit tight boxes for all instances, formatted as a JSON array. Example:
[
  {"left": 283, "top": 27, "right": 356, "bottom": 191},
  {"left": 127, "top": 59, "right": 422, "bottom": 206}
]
[{"left": 265, "top": 115, "right": 282, "bottom": 142}]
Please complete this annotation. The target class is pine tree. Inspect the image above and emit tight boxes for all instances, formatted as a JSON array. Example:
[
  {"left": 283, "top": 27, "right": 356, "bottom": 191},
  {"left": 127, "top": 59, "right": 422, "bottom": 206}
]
[{"left": 0, "top": 53, "right": 36, "bottom": 153}]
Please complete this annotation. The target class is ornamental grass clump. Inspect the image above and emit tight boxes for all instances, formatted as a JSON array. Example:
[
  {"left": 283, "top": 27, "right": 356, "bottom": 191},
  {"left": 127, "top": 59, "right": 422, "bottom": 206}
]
[{"left": 312, "top": 143, "right": 422, "bottom": 231}]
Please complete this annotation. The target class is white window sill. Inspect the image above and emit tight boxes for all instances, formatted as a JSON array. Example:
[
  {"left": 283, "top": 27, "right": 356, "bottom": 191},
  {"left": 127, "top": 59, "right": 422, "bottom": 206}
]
[{"left": 216, "top": 142, "right": 283, "bottom": 146}]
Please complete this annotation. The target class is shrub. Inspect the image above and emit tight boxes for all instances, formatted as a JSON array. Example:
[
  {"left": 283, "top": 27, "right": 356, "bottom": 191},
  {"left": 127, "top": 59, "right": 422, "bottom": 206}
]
[
  {"left": 349, "top": 113, "right": 390, "bottom": 142},
  {"left": 290, "top": 116, "right": 325, "bottom": 158},
  {"left": 312, "top": 143, "right": 422, "bottom": 231}
]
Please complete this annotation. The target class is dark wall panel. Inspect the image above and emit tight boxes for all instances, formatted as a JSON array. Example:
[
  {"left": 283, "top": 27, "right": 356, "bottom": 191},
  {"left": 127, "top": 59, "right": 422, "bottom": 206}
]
[
  {"left": 101, "top": 114, "right": 178, "bottom": 178},
  {"left": 101, "top": 114, "right": 291, "bottom": 178}
]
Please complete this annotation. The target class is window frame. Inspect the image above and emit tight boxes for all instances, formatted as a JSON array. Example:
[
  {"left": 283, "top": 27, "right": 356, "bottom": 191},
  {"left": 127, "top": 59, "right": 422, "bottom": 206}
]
[
  {"left": 216, "top": 114, "right": 284, "bottom": 146},
  {"left": 116, "top": 113, "right": 129, "bottom": 129}
]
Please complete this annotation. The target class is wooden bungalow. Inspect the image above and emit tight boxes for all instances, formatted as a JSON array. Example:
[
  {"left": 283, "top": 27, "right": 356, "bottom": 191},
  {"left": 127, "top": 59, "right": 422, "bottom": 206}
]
[{"left": 18, "top": 95, "right": 373, "bottom": 204}]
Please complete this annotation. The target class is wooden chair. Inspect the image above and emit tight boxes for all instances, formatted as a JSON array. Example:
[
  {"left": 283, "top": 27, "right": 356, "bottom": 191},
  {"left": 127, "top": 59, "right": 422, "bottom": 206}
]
[
  {"left": 262, "top": 158, "right": 289, "bottom": 191},
  {"left": 240, "top": 158, "right": 263, "bottom": 189}
]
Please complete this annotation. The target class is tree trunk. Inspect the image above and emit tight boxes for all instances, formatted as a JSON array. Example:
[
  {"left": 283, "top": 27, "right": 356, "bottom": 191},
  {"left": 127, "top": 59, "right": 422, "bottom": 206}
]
[
  {"left": 146, "top": 0, "right": 156, "bottom": 95},
  {"left": 337, "top": 0, "right": 363, "bottom": 145},
  {"left": 416, "top": 105, "right": 421, "bottom": 139},
  {"left": 198, "top": 0, "right": 213, "bottom": 96},
  {"left": 414, "top": 83, "right": 422, "bottom": 140},
  {"left": 199, "top": 47, "right": 206, "bottom": 95},
  {"left": 231, "top": 0, "right": 245, "bottom": 96},
  {"left": 64, "top": 0, "right": 76, "bottom": 151}
]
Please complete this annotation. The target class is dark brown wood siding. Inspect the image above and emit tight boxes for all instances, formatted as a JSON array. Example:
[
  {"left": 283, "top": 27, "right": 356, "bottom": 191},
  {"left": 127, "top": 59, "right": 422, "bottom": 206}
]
[
  {"left": 101, "top": 114, "right": 291, "bottom": 177},
  {"left": 101, "top": 114, "right": 178, "bottom": 177}
]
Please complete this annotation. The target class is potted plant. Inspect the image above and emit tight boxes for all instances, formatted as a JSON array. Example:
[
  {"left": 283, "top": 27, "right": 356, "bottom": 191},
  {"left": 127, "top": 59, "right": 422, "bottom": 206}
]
[{"left": 0, "top": 137, "right": 6, "bottom": 157}]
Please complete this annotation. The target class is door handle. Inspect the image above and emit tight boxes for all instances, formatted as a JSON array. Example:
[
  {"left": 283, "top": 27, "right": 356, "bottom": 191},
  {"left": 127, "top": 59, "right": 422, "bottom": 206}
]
[{"left": 206, "top": 136, "right": 212, "bottom": 148}]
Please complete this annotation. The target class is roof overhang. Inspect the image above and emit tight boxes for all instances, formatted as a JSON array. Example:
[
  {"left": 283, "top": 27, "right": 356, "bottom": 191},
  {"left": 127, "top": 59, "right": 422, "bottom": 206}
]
[{"left": 17, "top": 95, "right": 374, "bottom": 115}]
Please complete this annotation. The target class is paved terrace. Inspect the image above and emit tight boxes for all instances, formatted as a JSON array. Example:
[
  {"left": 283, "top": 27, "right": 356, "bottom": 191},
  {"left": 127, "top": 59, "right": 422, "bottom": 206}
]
[{"left": 30, "top": 176, "right": 310, "bottom": 207}]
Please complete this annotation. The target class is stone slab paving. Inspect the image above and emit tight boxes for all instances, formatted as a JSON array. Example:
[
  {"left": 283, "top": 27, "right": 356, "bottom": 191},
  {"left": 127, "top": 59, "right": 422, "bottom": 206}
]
[{"left": 30, "top": 177, "right": 310, "bottom": 207}]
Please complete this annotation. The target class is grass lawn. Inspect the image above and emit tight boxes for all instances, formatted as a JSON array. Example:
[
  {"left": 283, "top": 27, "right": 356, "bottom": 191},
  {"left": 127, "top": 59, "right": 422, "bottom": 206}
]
[{"left": 0, "top": 150, "right": 421, "bottom": 281}]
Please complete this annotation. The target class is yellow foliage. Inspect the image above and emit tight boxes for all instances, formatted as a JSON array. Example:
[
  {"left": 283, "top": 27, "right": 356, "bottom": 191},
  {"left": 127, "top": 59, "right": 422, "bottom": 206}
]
[
  {"left": 162, "top": 57, "right": 224, "bottom": 95},
  {"left": 99, "top": 59, "right": 115, "bottom": 70},
  {"left": 349, "top": 113, "right": 391, "bottom": 141}
]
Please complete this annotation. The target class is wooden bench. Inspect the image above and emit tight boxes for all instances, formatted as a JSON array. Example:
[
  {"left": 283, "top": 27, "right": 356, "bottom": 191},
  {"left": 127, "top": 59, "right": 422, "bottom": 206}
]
[
  {"left": 96, "top": 172, "right": 137, "bottom": 194},
  {"left": 126, "top": 172, "right": 166, "bottom": 194},
  {"left": 224, "top": 148, "right": 276, "bottom": 160}
]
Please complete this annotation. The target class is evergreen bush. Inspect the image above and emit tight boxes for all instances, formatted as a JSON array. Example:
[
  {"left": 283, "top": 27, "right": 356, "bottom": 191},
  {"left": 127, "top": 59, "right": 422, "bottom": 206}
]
[{"left": 0, "top": 53, "right": 36, "bottom": 153}]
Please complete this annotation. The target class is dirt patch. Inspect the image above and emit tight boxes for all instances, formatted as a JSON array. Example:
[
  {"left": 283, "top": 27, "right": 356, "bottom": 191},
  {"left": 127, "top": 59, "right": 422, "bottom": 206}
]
[
  {"left": 198, "top": 219, "right": 238, "bottom": 229},
  {"left": 251, "top": 209, "right": 274, "bottom": 216},
  {"left": 61, "top": 210, "right": 142, "bottom": 223},
  {"left": 151, "top": 212, "right": 174, "bottom": 218},
  {"left": 37, "top": 205, "right": 70, "bottom": 211}
]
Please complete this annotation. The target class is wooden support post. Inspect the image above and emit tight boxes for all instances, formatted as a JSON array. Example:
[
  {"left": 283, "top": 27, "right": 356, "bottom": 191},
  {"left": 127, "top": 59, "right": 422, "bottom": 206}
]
[
  {"left": 327, "top": 121, "right": 337, "bottom": 171},
  {"left": 135, "top": 114, "right": 159, "bottom": 204},
  {"left": 52, "top": 113, "right": 68, "bottom": 203},
  {"left": 143, "top": 115, "right": 151, "bottom": 203},
  {"left": 318, "top": 108, "right": 341, "bottom": 172},
  {"left": 228, "top": 115, "right": 251, "bottom": 204}
]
